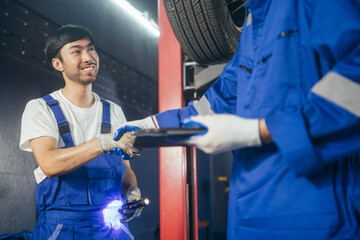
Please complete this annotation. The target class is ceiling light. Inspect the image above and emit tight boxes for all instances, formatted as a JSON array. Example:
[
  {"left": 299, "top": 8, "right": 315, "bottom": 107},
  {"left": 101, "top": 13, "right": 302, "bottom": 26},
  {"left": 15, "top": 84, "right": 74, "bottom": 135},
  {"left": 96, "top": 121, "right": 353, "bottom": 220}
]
[{"left": 111, "top": 0, "right": 160, "bottom": 37}]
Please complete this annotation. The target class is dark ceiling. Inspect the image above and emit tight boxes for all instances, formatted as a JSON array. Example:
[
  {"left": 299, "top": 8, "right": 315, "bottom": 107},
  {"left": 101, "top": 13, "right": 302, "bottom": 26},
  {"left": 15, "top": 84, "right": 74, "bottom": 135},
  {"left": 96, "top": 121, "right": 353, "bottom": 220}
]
[{"left": 128, "top": 0, "right": 158, "bottom": 23}]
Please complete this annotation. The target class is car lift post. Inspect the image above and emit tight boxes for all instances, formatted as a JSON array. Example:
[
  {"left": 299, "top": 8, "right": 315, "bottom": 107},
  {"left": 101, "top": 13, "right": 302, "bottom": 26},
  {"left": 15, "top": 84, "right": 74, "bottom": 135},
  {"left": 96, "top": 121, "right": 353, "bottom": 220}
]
[{"left": 158, "top": 1, "right": 198, "bottom": 239}]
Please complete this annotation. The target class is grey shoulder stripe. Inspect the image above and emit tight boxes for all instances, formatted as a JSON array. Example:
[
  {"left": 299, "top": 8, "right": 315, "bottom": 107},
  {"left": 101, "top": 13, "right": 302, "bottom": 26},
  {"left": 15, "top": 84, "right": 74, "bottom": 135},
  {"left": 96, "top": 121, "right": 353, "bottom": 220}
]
[
  {"left": 311, "top": 72, "right": 360, "bottom": 117},
  {"left": 193, "top": 96, "right": 214, "bottom": 115}
]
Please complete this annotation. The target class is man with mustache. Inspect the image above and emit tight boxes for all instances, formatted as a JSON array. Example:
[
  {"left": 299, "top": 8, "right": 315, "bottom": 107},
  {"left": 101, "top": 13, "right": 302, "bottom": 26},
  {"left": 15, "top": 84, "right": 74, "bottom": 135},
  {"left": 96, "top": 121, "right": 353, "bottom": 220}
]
[{"left": 20, "top": 25, "right": 141, "bottom": 239}]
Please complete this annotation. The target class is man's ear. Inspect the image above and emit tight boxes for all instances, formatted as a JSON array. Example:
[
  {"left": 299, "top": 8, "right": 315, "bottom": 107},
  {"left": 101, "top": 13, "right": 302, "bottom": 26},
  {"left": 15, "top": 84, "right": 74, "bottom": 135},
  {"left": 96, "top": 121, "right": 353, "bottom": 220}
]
[{"left": 52, "top": 58, "right": 63, "bottom": 72}]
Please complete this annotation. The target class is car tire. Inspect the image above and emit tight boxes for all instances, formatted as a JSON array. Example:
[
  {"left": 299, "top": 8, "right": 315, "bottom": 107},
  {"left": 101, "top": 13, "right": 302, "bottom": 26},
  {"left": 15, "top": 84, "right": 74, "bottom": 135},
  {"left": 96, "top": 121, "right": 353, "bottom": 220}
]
[{"left": 162, "top": 0, "right": 247, "bottom": 65}]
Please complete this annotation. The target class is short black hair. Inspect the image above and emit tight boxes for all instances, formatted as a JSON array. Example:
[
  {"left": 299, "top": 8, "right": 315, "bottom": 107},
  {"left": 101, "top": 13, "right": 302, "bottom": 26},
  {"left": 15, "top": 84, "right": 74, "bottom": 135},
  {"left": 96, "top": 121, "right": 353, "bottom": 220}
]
[{"left": 45, "top": 24, "right": 95, "bottom": 63}]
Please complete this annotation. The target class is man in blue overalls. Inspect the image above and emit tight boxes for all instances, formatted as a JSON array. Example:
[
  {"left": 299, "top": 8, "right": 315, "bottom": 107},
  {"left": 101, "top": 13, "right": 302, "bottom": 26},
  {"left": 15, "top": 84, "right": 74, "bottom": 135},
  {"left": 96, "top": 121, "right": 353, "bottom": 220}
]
[
  {"left": 115, "top": 0, "right": 360, "bottom": 239},
  {"left": 20, "top": 25, "right": 143, "bottom": 239}
]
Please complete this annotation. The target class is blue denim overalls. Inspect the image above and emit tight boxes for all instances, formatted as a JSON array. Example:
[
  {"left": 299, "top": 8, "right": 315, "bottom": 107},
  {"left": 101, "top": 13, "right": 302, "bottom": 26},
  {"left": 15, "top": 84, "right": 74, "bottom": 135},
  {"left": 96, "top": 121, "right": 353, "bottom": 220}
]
[{"left": 32, "top": 95, "right": 133, "bottom": 240}]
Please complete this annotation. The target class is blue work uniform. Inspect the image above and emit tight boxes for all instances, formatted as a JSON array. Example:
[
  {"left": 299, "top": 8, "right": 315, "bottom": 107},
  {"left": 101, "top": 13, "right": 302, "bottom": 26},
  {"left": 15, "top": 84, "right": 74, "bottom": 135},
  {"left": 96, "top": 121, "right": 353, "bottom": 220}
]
[
  {"left": 155, "top": 0, "right": 360, "bottom": 239},
  {"left": 32, "top": 95, "right": 132, "bottom": 240}
]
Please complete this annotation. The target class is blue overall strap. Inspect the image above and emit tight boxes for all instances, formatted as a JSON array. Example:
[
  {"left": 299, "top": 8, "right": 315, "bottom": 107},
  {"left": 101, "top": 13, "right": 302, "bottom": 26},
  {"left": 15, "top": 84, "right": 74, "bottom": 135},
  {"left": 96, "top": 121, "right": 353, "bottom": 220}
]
[
  {"left": 42, "top": 95, "right": 75, "bottom": 147},
  {"left": 100, "top": 97, "right": 111, "bottom": 134}
]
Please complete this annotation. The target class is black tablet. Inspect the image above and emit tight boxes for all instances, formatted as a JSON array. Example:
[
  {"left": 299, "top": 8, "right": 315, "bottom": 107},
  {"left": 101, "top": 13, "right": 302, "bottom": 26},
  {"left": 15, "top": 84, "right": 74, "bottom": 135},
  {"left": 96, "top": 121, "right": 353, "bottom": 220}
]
[{"left": 131, "top": 127, "right": 206, "bottom": 148}]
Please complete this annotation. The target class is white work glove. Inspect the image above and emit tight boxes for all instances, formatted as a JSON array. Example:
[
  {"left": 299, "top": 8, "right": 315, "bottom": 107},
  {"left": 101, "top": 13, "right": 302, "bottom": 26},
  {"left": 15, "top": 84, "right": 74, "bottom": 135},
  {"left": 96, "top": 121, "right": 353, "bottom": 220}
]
[
  {"left": 183, "top": 114, "right": 262, "bottom": 154},
  {"left": 112, "top": 116, "right": 157, "bottom": 159},
  {"left": 119, "top": 187, "right": 143, "bottom": 223},
  {"left": 119, "top": 116, "right": 157, "bottom": 130},
  {"left": 98, "top": 132, "right": 140, "bottom": 157}
]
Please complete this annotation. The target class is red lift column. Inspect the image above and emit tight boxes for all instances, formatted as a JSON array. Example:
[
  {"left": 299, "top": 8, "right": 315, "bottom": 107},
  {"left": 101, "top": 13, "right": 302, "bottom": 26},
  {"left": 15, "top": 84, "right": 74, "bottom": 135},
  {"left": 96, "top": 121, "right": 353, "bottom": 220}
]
[{"left": 158, "top": 1, "right": 187, "bottom": 239}]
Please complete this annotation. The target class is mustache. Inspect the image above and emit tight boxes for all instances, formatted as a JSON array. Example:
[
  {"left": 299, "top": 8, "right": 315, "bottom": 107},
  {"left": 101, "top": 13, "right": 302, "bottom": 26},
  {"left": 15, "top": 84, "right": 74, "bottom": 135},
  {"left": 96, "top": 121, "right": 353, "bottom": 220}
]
[{"left": 79, "top": 61, "right": 97, "bottom": 68}]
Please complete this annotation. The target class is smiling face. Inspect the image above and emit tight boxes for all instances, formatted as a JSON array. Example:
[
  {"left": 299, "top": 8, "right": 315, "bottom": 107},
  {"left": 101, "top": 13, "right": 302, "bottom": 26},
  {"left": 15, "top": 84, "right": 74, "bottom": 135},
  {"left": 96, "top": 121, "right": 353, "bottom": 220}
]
[{"left": 52, "top": 38, "right": 99, "bottom": 86}]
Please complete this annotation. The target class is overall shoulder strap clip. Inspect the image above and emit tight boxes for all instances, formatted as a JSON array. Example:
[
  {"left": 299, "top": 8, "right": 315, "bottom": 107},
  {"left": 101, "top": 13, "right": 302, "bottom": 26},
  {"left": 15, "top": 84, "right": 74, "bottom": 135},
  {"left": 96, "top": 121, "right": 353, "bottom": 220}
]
[
  {"left": 42, "top": 94, "right": 75, "bottom": 147},
  {"left": 100, "top": 97, "right": 111, "bottom": 134}
]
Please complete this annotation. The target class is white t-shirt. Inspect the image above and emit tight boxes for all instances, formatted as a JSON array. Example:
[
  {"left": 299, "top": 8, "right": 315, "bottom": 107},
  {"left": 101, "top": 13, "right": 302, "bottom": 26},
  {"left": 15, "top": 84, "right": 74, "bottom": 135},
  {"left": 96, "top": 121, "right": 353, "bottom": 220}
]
[
  {"left": 20, "top": 89, "right": 127, "bottom": 183},
  {"left": 20, "top": 89, "right": 127, "bottom": 151}
]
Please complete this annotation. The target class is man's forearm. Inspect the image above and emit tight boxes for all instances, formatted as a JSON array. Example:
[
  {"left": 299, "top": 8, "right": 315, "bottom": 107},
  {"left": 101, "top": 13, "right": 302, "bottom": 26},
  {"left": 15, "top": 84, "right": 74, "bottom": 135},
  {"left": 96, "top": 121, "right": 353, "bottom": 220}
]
[{"left": 31, "top": 137, "right": 103, "bottom": 177}]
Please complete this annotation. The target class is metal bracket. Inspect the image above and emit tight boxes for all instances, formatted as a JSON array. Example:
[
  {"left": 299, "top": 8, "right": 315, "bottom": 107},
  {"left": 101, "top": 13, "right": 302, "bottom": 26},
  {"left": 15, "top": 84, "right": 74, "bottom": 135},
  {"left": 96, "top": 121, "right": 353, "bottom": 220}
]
[{"left": 183, "top": 62, "right": 226, "bottom": 92}]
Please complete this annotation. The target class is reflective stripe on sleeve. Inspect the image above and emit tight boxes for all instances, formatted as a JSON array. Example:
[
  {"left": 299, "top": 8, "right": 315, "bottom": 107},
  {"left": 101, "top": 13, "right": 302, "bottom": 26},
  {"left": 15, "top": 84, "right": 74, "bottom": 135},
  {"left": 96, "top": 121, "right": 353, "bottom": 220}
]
[
  {"left": 311, "top": 71, "right": 360, "bottom": 117},
  {"left": 193, "top": 96, "right": 214, "bottom": 115},
  {"left": 34, "top": 166, "right": 47, "bottom": 184},
  {"left": 151, "top": 115, "right": 160, "bottom": 128}
]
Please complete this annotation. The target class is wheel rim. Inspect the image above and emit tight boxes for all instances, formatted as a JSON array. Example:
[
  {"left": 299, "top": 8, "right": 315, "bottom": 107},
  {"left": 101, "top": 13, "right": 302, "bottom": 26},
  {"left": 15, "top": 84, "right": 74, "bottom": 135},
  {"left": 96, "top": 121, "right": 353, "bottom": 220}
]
[{"left": 226, "top": 0, "right": 248, "bottom": 31}]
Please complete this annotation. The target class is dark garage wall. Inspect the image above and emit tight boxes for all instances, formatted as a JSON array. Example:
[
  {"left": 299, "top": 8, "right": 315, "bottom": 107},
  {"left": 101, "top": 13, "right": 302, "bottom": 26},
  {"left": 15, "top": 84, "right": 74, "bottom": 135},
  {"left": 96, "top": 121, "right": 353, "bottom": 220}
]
[
  {"left": 0, "top": 0, "right": 159, "bottom": 238},
  {"left": 22, "top": 0, "right": 159, "bottom": 81}
]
